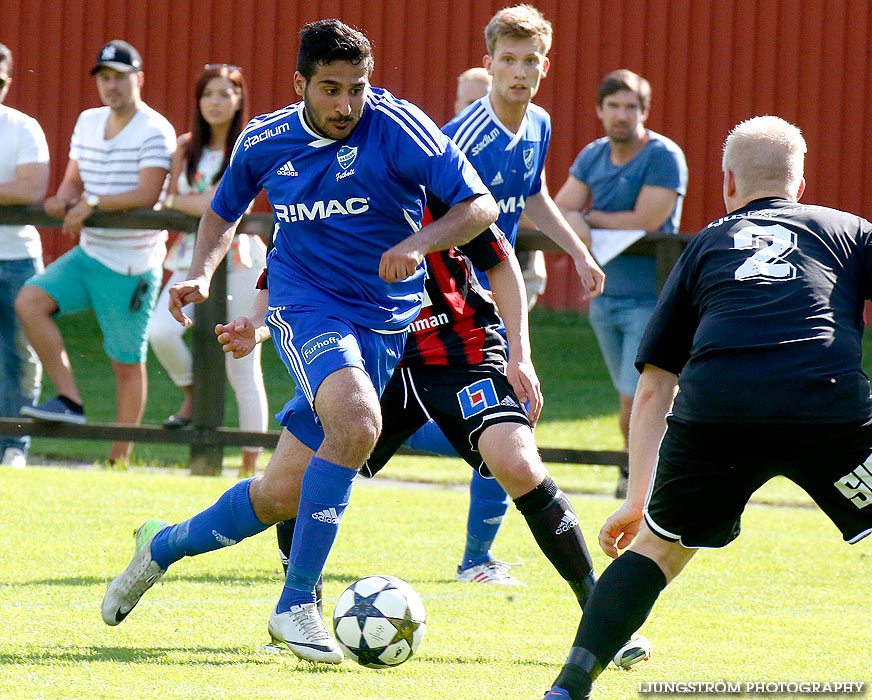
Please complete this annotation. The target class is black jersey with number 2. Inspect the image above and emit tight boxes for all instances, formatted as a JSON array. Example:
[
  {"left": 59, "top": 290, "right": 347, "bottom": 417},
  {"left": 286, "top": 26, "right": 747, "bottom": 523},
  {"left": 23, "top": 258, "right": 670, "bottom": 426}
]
[{"left": 637, "top": 197, "right": 872, "bottom": 423}]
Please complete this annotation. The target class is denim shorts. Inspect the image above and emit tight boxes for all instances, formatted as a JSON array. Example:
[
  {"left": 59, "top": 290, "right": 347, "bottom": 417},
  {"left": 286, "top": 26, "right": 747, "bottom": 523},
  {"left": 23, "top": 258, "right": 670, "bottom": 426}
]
[
  {"left": 267, "top": 305, "right": 406, "bottom": 451},
  {"left": 25, "top": 246, "right": 161, "bottom": 364},
  {"left": 588, "top": 294, "right": 656, "bottom": 397}
]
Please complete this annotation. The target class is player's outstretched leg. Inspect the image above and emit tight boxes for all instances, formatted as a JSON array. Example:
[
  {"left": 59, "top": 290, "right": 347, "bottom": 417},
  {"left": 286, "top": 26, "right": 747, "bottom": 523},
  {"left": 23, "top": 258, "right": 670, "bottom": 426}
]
[
  {"left": 455, "top": 470, "right": 522, "bottom": 586},
  {"left": 545, "top": 551, "right": 668, "bottom": 699},
  {"left": 101, "top": 477, "right": 271, "bottom": 626}
]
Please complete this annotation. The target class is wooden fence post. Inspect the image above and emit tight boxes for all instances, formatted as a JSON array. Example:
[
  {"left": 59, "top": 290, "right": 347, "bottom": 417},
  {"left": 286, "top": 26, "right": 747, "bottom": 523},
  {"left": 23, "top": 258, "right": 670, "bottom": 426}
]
[{"left": 189, "top": 258, "right": 227, "bottom": 475}]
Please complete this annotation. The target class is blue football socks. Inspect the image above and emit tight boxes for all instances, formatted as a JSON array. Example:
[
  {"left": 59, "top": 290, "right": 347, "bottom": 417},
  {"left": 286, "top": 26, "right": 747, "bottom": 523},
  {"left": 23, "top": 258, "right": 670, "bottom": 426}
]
[
  {"left": 460, "top": 470, "right": 511, "bottom": 569},
  {"left": 150, "top": 478, "right": 269, "bottom": 570},
  {"left": 277, "top": 456, "right": 356, "bottom": 612}
]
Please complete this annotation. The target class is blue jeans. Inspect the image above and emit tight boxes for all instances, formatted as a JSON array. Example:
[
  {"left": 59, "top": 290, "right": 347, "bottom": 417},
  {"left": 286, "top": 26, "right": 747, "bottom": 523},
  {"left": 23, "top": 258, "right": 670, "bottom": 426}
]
[
  {"left": 588, "top": 294, "right": 656, "bottom": 397},
  {"left": 0, "top": 256, "right": 43, "bottom": 455}
]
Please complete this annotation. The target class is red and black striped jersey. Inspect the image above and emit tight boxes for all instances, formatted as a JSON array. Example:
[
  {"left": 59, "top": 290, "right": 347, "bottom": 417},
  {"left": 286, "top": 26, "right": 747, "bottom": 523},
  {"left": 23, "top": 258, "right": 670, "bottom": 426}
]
[{"left": 400, "top": 224, "right": 511, "bottom": 367}]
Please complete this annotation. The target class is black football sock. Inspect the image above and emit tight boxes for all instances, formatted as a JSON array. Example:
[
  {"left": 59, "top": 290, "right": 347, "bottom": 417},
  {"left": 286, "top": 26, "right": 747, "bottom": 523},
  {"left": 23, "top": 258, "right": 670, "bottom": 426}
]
[
  {"left": 275, "top": 518, "right": 295, "bottom": 574},
  {"left": 553, "top": 551, "right": 667, "bottom": 700},
  {"left": 275, "top": 517, "right": 323, "bottom": 614},
  {"left": 513, "top": 476, "right": 597, "bottom": 608}
]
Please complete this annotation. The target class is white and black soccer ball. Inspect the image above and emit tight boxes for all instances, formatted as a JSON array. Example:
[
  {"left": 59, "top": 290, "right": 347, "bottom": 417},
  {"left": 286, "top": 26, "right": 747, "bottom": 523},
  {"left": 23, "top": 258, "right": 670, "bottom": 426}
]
[{"left": 333, "top": 575, "right": 426, "bottom": 668}]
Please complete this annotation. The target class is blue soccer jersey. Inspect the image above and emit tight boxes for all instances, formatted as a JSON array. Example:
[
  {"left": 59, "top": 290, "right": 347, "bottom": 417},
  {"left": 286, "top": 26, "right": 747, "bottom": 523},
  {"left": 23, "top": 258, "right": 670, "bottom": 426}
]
[
  {"left": 442, "top": 96, "right": 550, "bottom": 249},
  {"left": 212, "top": 87, "right": 489, "bottom": 331}
]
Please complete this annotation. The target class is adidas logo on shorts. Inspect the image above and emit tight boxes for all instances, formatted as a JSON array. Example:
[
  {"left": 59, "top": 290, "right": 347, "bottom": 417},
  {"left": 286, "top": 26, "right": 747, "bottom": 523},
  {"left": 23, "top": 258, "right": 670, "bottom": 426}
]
[
  {"left": 277, "top": 160, "right": 298, "bottom": 176},
  {"left": 555, "top": 511, "right": 578, "bottom": 535},
  {"left": 500, "top": 395, "right": 519, "bottom": 408},
  {"left": 312, "top": 507, "right": 340, "bottom": 524}
]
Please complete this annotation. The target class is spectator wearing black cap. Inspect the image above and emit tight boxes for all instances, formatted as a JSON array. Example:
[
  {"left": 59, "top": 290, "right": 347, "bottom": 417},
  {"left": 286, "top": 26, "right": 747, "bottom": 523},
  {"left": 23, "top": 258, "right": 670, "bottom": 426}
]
[{"left": 16, "top": 39, "right": 176, "bottom": 466}]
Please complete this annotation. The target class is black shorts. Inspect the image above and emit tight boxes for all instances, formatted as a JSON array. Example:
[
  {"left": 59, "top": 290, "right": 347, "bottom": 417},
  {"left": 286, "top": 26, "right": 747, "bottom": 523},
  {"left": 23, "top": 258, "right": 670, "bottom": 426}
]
[
  {"left": 363, "top": 364, "right": 530, "bottom": 478},
  {"left": 645, "top": 417, "right": 872, "bottom": 548}
]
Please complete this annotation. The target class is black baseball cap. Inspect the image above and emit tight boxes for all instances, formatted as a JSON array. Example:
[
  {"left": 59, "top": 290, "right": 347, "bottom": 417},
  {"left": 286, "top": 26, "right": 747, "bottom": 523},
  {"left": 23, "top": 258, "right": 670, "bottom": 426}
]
[{"left": 90, "top": 40, "right": 142, "bottom": 75}]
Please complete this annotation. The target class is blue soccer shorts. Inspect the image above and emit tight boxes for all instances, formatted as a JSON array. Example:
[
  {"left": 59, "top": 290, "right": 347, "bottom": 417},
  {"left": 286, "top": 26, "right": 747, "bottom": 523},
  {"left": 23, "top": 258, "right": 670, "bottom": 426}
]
[{"left": 266, "top": 304, "right": 406, "bottom": 451}]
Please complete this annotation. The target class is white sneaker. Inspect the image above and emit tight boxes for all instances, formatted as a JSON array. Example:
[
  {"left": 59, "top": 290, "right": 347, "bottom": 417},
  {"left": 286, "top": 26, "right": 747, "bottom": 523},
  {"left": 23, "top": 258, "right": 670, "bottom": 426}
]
[
  {"left": 101, "top": 519, "right": 168, "bottom": 626},
  {"left": 455, "top": 559, "right": 526, "bottom": 586},
  {"left": 267, "top": 603, "right": 344, "bottom": 663},
  {"left": 1, "top": 447, "right": 26, "bottom": 468},
  {"left": 613, "top": 634, "right": 652, "bottom": 670}
]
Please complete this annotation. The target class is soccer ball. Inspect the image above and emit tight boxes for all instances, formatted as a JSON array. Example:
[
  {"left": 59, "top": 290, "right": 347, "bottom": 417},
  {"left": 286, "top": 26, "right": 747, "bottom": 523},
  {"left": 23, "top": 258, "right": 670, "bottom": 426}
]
[{"left": 333, "top": 575, "right": 426, "bottom": 668}]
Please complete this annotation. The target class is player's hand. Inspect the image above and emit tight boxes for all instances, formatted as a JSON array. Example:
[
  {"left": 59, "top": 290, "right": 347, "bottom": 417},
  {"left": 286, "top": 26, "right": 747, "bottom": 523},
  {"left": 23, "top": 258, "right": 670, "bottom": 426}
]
[
  {"left": 379, "top": 241, "right": 424, "bottom": 282},
  {"left": 44, "top": 195, "right": 71, "bottom": 219},
  {"left": 574, "top": 250, "right": 605, "bottom": 301},
  {"left": 507, "top": 357, "right": 543, "bottom": 427},
  {"left": 215, "top": 317, "right": 258, "bottom": 359},
  {"left": 168, "top": 276, "right": 210, "bottom": 327},
  {"left": 598, "top": 501, "right": 644, "bottom": 559},
  {"left": 60, "top": 198, "right": 92, "bottom": 238}
]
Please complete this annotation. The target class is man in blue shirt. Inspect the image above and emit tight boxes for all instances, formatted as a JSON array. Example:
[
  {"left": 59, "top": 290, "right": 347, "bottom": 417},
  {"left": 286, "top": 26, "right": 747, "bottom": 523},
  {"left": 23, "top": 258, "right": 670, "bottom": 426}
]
[
  {"left": 100, "top": 19, "right": 497, "bottom": 664},
  {"left": 554, "top": 69, "right": 688, "bottom": 498}
]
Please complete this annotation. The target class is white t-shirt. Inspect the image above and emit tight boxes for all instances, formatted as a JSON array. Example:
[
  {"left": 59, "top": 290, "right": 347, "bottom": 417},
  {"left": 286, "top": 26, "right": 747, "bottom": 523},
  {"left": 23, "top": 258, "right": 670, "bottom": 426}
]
[
  {"left": 0, "top": 104, "right": 50, "bottom": 260},
  {"left": 70, "top": 104, "right": 175, "bottom": 275}
]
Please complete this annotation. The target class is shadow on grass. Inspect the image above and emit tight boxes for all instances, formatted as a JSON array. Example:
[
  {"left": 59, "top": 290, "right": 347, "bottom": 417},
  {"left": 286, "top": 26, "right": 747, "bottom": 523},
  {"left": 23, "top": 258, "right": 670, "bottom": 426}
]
[
  {"left": 0, "top": 646, "right": 355, "bottom": 669},
  {"left": 16, "top": 571, "right": 444, "bottom": 590},
  {"left": 420, "top": 654, "right": 555, "bottom": 668}
]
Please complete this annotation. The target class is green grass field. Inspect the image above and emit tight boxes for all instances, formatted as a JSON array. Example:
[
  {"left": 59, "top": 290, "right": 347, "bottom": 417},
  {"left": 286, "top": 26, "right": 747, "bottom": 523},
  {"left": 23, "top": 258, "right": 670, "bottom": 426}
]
[
  {"left": 1, "top": 466, "right": 870, "bottom": 700},
  {"left": 7, "top": 307, "right": 872, "bottom": 698}
]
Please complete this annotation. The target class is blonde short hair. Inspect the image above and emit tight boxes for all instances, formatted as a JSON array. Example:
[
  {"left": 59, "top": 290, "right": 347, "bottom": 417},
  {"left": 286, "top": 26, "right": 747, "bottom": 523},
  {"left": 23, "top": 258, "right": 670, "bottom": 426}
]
[
  {"left": 722, "top": 116, "right": 806, "bottom": 197},
  {"left": 485, "top": 4, "right": 552, "bottom": 55},
  {"left": 457, "top": 67, "right": 491, "bottom": 88}
]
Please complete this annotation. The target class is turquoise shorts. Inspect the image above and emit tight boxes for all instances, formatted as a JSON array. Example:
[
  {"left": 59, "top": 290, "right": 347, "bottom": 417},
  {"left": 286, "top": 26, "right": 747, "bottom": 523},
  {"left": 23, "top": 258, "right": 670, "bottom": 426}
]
[{"left": 26, "top": 246, "right": 161, "bottom": 364}]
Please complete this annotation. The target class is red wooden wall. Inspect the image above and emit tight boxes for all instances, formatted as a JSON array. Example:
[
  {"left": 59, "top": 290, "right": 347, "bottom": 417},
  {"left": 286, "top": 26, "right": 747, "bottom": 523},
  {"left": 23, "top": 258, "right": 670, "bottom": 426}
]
[{"left": 4, "top": 0, "right": 872, "bottom": 310}]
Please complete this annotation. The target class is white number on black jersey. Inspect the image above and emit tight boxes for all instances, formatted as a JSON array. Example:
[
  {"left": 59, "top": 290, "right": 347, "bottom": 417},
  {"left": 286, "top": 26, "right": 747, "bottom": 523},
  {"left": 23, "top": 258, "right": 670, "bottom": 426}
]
[
  {"left": 732, "top": 223, "right": 798, "bottom": 281},
  {"left": 834, "top": 460, "right": 872, "bottom": 509}
]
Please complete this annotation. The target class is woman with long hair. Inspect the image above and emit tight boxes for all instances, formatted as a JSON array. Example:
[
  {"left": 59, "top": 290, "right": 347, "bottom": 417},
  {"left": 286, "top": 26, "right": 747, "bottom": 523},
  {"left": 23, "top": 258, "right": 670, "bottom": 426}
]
[{"left": 149, "top": 64, "right": 268, "bottom": 477}]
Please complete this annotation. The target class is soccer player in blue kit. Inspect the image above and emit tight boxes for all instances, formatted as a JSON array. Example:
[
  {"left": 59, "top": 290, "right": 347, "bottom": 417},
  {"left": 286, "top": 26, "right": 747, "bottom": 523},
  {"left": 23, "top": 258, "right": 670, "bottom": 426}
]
[
  {"left": 100, "top": 19, "right": 498, "bottom": 663},
  {"left": 406, "top": 5, "right": 606, "bottom": 586}
]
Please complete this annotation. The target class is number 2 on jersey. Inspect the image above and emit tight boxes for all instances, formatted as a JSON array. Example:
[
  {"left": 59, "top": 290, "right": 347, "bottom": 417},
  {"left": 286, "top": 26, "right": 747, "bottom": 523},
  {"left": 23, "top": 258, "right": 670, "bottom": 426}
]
[{"left": 732, "top": 223, "right": 797, "bottom": 281}]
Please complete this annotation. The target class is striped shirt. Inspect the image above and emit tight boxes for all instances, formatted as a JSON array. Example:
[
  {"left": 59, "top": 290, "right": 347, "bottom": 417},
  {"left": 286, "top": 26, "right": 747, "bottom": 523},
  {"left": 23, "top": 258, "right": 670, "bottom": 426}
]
[{"left": 70, "top": 105, "right": 175, "bottom": 274}]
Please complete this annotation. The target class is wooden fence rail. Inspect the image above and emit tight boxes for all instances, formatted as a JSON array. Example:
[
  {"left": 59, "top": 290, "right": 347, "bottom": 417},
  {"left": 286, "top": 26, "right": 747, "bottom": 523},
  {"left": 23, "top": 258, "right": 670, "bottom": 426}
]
[{"left": 0, "top": 204, "right": 692, "bottom": 474}]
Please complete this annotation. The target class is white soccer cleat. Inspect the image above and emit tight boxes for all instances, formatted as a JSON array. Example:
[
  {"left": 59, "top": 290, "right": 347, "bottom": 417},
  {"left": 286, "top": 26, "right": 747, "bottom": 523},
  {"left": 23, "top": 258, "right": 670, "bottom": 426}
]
[
  {"left": 101, "top": 519, "right": 168, "bottom": 626},
  {"left": 455, "top": 559, "right": 526, "bottom": 586},
  {"left": 613, "top": 634, "right": 652, "bottom": 670},
  {"left": 267, "top": 603, "right": 344, "bottom": 663}
]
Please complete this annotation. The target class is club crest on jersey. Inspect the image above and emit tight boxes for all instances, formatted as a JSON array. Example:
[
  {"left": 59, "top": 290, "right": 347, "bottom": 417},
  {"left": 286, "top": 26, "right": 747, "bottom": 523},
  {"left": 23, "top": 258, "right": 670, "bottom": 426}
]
[
  {"left": 336, "top": 146, "right": 358, "bottom": 181},
  {"left": 523, "top": 147, "right": 535, "bottom": 170},
  {"left": 301, "top": 332, "right": 343, "bottom": 364},
  {"left": 337, "top": 146, "right": 358, "bottom": 169},
  {"left": 457, "top": 378, "right": 499, "bottom": 418}
]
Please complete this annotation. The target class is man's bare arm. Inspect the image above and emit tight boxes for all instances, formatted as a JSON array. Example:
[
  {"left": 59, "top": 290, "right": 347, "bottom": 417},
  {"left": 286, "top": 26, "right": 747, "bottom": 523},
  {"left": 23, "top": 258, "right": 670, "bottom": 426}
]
[{"left": 379, "top": 193, "right": 497, "bottom": 282}]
